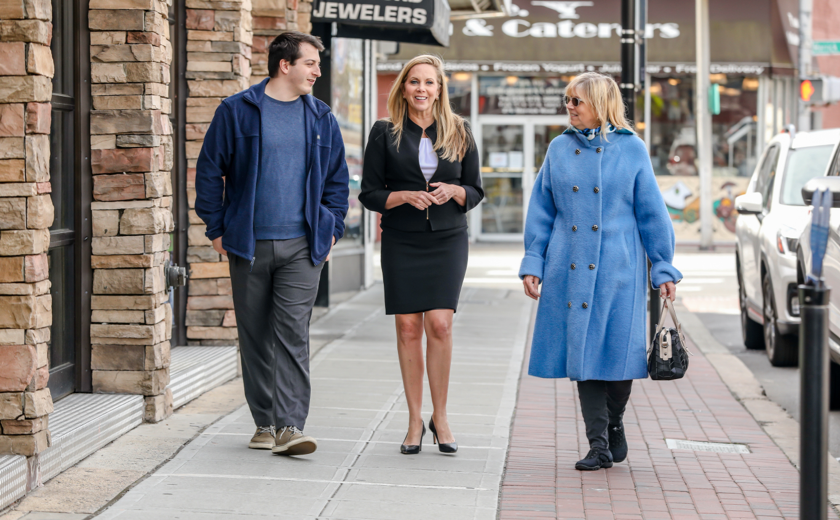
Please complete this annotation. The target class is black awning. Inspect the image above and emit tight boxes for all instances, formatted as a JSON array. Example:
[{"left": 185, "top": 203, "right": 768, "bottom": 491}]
[{"left": 311, "top": 0, "right": 450, "bottom": 47}]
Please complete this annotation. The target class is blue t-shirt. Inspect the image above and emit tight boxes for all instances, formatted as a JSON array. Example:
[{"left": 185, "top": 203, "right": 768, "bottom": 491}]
[{"left": 254, "top": 95, "right": 307, "bottom": 240}]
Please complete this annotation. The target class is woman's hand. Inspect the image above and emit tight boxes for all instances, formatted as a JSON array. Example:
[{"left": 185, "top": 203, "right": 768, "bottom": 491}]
[
  {"left": 523, "top": 275, "right": 541, "bottom": 300},
  {"left": 429, "top": 182, "right": 467, "bottom": 206},
  {"left": 660, "top": 281, "right": 677, "bottom": 302},
  {"left": 396, "top": 191, "right": 437, "bottom": 210}
]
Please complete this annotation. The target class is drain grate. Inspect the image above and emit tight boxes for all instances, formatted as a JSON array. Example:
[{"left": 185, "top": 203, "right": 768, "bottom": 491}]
[{"left": 665, "top": 439, "right": 751, "bottom": 454}]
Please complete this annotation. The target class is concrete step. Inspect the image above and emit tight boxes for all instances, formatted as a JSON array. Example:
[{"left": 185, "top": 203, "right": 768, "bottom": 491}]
[{"left": 0, "top": 345, "right": 239, "bottom": 511}]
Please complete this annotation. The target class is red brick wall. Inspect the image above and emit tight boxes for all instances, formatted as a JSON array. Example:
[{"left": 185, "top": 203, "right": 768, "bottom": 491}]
[{"left": 813, "top": 0, "right": 840, "bottom": 128}]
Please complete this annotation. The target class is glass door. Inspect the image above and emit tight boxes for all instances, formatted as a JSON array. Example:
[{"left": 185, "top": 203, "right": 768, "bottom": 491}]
[
  {"left": 48, "top": 0, "right": 77, "bottom": 399},
  {"left": 479, "top": 123, "right": 525, "bottom": 236},
  {"left": 473, "top": 117, "right": 569, "bottom": 241}
]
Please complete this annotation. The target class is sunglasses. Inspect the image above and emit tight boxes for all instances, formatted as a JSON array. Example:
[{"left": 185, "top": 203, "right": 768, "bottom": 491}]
[{"left": 564, "top": 95, "right": 585, "bottom": 107}]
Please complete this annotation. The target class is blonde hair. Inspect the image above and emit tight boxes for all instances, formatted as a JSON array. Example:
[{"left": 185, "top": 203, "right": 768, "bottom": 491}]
[
  {"left": 566, "top": 72, "right": 634, "bottom": 138},
  {"left": 386, "top": 55, "right": 472, "bottom": 162}
]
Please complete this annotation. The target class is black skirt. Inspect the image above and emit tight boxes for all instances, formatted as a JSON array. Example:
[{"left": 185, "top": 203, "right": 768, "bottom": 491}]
[{"left": 380, "top": 224, "right": 469, "bottom": 315}]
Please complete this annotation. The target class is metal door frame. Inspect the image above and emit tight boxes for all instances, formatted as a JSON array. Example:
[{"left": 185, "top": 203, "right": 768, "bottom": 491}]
[{"left": 471, "top": 115, "right": 570, "bottom": 242}]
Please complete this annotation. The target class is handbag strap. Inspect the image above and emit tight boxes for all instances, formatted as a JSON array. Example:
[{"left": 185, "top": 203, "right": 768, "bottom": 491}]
[{"left": 656, "top": 298, "right": 682, "bottom": 335}]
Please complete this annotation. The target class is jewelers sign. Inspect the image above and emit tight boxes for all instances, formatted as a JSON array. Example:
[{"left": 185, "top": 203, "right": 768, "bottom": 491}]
[{"left": 312, "top": 0, "right": 450, "bottom": 47}]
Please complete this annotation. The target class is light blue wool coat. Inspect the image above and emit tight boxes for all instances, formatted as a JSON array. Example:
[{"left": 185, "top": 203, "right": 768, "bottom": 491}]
[{"left": 519, "top": 128, "right": 682, "bottom": 381}]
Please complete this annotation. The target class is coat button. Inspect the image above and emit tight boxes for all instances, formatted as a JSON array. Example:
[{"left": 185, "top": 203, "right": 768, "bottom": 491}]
[
  {"left": 573, "top": 186, "right": 579, "bottom": 192},
  {"left": 571, "top": 263, "right": 576, "bottom": 270},
  {"left": 582, "top": 302, "right": 588, "bottom": 309},
  {"left": 596, "top": 147, "right": 602, "bottom": 153},
  {"left": 575, "top": 149, "right": 581, "bottom": 155},
  {"left": 568, "top": 302, "right": 572, "bottom": 308},
  {"left": 589, "top": 264, "right": 595, "bottom": 270},
  {"left": 572, "top": 225, "right": 578, "bottom": 232},
  {"left": 594, "top": 187, "right": 600, "bottom": 193},
  {"left": 592, "top": 225, "right": 598, "bottom": 231}
]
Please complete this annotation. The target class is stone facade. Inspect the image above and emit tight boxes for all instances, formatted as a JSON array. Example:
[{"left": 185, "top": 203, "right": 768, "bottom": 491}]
[
  {"left": 88, "top": 0, "right": 175, "bottom": 422},
  {"left": 0, "top": 0, "right": 318, "bottom": 459},
  {"left": 0, "top": 0, "right": 55, "bottom": 456},
  {"left": 183, "top": 0, "right": 252, "bottom": 346},
  {"left": 183, "top": 0, "right": 312, "bottom": 347},
  {"left": 250, "top": 0, "right": 312, "bottom": 86}
]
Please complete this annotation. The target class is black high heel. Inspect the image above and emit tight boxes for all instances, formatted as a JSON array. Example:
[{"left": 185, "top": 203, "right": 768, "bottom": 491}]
[
  {"left": 400, "top": 421, "right": 425, "bottom": 455},
  {"left": 429, "top": 417, "right": 458, "bottom": 454}
]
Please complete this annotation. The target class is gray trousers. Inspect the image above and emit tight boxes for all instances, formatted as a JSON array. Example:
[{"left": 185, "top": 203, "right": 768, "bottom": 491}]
[
  {"left": 229, "top": 238, "right": 323, "bottom": 430},
  {"left": 576, "top": 380, "right": 633, "bottom": 450}
]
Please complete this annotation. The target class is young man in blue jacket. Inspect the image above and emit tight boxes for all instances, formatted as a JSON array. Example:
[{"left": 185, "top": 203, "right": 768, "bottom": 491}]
[{"left": 195, "top": 32, "right": 349, "bottom": 456}]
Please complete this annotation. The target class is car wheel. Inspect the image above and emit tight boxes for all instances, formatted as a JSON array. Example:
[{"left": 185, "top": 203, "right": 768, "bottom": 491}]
[
  {"left": 738, "top": 263, "right": 764, "bottom": 350},
  {"left": 763, "top": 273, "right": 798, "bottom": 366}
]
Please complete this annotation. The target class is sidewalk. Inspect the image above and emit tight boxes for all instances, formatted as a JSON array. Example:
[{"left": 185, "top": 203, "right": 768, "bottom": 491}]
[
  {"left": 86, "top": 282, "right": 830, "bottom": 519},
  {"left": 499, "top": 332, "right": 829, "bottom": 520},
  {"left": 95, "top": 285, "right": 532, "bottom": 520}
]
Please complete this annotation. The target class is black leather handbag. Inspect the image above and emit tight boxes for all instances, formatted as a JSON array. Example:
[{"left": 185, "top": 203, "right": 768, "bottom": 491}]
[{"left": 647, "top": 299, "right": 692, "bottom": 381}]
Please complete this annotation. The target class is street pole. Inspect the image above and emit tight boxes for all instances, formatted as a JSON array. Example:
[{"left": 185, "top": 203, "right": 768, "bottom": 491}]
[
  {"left": 622, "top": 0, "right": 658, "bottom": 341},
  {"left": 799, "top": 186, "right": 833, "bottom": 520},
  {"left": 695, "top": 0, "right": 713, "bottom": 250},
  {"left": 798, "top": 0, "right": 813, "bottom": 131},
  {"left": 620, "top": 0, "right": 636, "bottom": 122},
  {"left": 799, "top": 283, "right": 830, "bottom": 520}
]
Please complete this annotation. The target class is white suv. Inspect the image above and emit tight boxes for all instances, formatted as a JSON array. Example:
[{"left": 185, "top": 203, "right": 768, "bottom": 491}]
[
  {"left": 735, "top": 129, "right": 840, "bottom": 366},
  {"left": 797, "top": 143, "right": 840, "bottom": 406}
]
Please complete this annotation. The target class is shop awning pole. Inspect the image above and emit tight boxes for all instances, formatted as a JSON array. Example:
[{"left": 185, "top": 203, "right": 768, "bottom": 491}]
[{"left": 696, "top": 0, "right": 714, "bottom": 249}]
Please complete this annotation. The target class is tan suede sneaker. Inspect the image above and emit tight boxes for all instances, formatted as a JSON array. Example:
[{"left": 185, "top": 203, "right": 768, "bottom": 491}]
[
  {"left": 248, "top": 426, "right": 276, "bottom": 450},
  {"left": 272, "top": 426, "right": 317, "bottom": 456}
]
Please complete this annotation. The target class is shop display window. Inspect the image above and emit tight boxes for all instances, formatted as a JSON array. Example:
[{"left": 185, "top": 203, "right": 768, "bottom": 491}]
[
  {"left": 447, "top": 72, "right": 472, "bottom": 117},
  {"left": 647, "top": 75, "right": 759, "bottom": 178},
  {"left": 332, "top": 38, "right": 364, "bottom": 245}
]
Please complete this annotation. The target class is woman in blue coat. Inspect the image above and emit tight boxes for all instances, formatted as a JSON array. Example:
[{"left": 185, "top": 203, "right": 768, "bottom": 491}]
[{"left": 519, "top": 72, "right": 681, "bottom": 471}]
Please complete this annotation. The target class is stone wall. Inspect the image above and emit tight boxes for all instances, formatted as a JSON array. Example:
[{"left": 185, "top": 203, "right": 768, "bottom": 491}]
[
  {"left": 0, "top": 0, "right": 55, "bottom": 456},
  {"left": 183, "top": 0, "right": 251, "bottom": 346},
  {"left": 250, "top": 0, "right": 312, "bottom": 86},
  {"left": 88, "top": 0, "right": 175, "bottom": 422}
]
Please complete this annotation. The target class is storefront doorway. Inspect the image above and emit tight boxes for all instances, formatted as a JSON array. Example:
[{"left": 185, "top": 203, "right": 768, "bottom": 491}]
[{"left": 472, "top": 117, "right": 568, "bottom": 240}]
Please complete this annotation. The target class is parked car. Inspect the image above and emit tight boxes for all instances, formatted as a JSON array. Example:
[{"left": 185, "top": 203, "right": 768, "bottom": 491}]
[
  {"left": 734, "top": 128, "right": 840, "bottom": 366},
  {"left": 797, "top": 147, "right": 840, "bottom": 407}
]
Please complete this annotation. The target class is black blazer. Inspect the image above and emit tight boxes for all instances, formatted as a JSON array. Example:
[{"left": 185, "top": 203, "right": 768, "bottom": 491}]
[{"left": 359, "top": 117, "right": 484, "bottom": 232}]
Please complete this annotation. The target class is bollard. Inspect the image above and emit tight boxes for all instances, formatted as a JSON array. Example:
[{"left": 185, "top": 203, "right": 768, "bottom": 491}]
[
  {"left": 799, "top": 185, "right": 833, "bottom": 520},
  {"left": 799, "top": 283, "right": 830, "bottom": 520}
]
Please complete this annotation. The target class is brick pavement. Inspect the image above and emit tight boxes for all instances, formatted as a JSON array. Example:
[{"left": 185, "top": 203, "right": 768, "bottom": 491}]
[{"left": 499, "top": 335, "right": 838, "bottom": 519}]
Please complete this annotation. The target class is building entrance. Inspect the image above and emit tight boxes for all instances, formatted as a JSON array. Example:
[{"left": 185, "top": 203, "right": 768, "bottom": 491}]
[{"left": 472, "top": 116, "right": 569, "bottom": 241}]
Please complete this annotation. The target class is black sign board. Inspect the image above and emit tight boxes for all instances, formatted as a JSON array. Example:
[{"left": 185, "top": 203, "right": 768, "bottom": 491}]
[{"left": 312, "top": 0, "right": 450, "bottom": 47}]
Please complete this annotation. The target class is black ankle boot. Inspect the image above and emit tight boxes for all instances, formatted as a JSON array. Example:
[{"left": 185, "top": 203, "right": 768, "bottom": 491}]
[
  {"left": 575, "top": 448, "right": 613, "bottom": 471},
  {"left": 608, "top": 423, "right": 628, "bottom": 463}
]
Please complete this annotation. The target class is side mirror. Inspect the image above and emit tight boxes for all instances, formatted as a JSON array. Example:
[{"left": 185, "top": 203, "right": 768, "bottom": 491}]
[
  {"left": 735, "top": 192, "right": 763, "bottom": 214},
  {"left": 802, "top": 177, "right": 840, "bottom": 207}
]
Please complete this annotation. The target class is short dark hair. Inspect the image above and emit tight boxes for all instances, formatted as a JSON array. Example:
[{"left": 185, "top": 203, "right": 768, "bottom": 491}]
[{"left": 268, "top": 32, "right": 325, "bottom": 78}]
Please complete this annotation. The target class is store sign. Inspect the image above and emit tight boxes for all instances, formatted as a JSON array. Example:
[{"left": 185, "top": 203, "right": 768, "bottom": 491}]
[
  {"left": 459, "top": 1, "right": 679, "bottom": 41},
  {"left": 312, "top": 0, "right": 450, "bottom": 46},
  {"left": 479, "top": 77, "right": 566, "bottom": 115},
  {"left": 384, "top": 0, "right": 789, "bottom": 74}
]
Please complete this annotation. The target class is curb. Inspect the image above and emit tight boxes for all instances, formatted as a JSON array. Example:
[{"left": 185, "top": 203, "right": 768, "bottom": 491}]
[{"left": 675, "top": 301, "right": 840, "bottom": 511}]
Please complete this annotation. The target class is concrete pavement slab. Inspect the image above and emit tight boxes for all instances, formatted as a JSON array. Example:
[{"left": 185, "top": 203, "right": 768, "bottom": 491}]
[{"left": 95, "top": 285, "right": 533, "bottom": 520}]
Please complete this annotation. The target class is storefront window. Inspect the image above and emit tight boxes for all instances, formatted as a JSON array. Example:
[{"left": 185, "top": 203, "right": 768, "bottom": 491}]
[
  {"left": 478, "top": 76, "right": 568, "bottom": 115},
  {"left": 331, "top": 38, "right": 364, "bottom": 245},
  {"left": 648, "top": 74, "right": 759, "bottom": 242},
  {"left": 481, "top": 124, "right": 525, "bottom": 234},
  {"left": 648, "top": 75, "right": 758, "bottom": 178},
  {"left": 447, "top": 72, "right": 472, "bottom": 117}
]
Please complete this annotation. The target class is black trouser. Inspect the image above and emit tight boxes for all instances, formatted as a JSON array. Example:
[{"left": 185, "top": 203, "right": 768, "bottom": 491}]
[
  {"left": 576, "top": 380, "right": 633, "bottom": 450},
  {"left": 229, "top": 238, "right": 324, "bottom": 430}
]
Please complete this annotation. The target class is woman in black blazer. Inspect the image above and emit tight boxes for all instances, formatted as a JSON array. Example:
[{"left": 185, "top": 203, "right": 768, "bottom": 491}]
[{"left": 359, "top": 55, "right": 484, "bottom": 455}]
